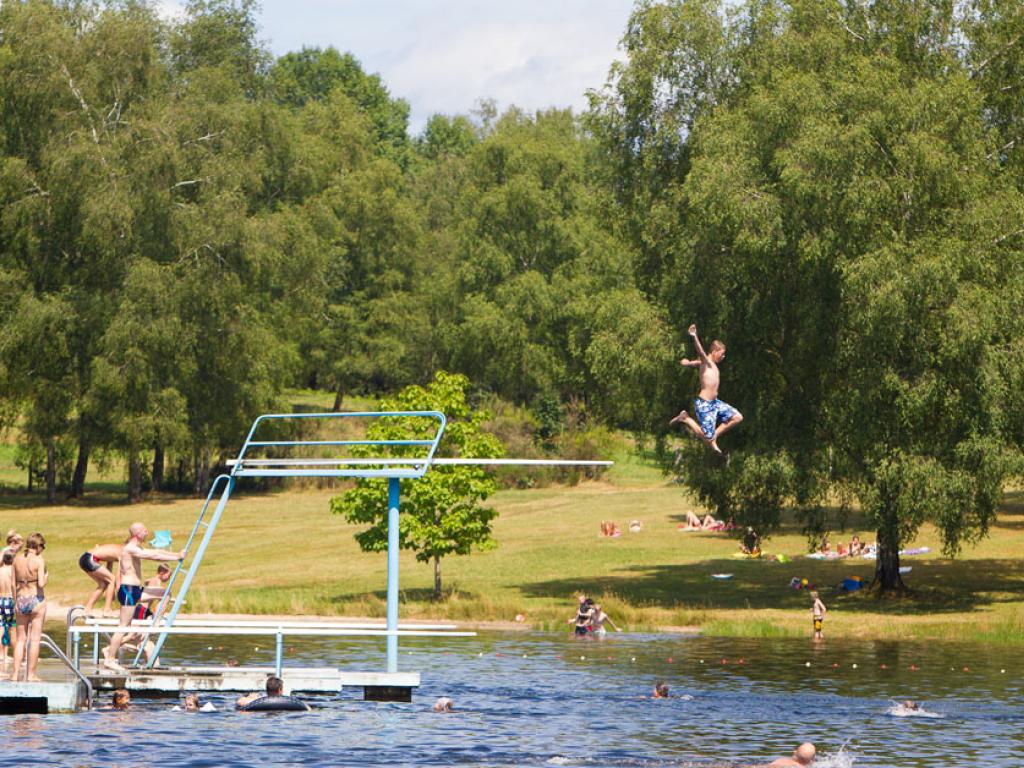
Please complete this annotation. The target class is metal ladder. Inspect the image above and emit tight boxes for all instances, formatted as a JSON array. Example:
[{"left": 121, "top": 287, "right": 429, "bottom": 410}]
[
  {"left": 134, "top": 411, "right": 446, "bottom": 669},
  {"left": 132, "top": 473, "right": 235, "bottom": 667}
]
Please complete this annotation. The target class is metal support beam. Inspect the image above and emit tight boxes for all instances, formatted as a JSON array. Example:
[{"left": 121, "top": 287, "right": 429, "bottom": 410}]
[{"left": 386, "top": 477, "right": 400, "bottom": 673}]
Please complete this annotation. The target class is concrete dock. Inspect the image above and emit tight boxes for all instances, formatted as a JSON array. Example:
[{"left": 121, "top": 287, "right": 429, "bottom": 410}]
[{"left": 0, "top": 660, "right": 91, "bottom": 714}]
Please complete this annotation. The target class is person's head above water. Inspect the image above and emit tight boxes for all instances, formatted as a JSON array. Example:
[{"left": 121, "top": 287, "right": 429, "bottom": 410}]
[
  {"left": 433, "top": 697, "right": 454, "bottom": 712},
  {"left": 183, "top": 693, "right": 200, "bottom": 711},
  {"left": 653, "top": 681, "right": 669, "bottom": 698},
  {"left": 112, "top": 689, "right": 131, "bottom": 710},
  {"left": 794, "top": 743, "right": 816, "bottom": 765},
  {"left": 265, "top": 676, "right": 284, "bottom": 696}
]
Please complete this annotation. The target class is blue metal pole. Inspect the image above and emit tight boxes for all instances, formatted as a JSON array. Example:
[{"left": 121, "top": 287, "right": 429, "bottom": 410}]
[{"left": 386, "top": 477, "right": 400, "bottom": 673}]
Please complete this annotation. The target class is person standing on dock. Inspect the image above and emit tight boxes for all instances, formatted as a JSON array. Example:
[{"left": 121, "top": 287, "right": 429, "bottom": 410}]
[
  {"left": 102, "top": 523, "right": 184, "bottom": 670},
  {"left": 12, "top": 533, "right": 47, "bottom": 682},
  {"left": 79, "top": 542, "right": 124, "bottom": 617},
  {"left": 0, "top": 549, "right": 14, "bottom": 677}
]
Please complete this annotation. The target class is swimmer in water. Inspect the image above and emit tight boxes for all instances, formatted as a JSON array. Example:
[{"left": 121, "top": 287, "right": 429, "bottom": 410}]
[
  {"left": 769, "top": 742, "right": 816, "bottom": 766},
  {"left": 652, "top": 681, "right": 669, "bottom": 699},
  {"left": 110, "top": 689, "right": 131, "bottom": 711},
  {"left": 433, "top": 697, "right": 454, "bottom": 712},
  {"left": 590, "top": 603, "right": 621, "bottom": 635}
]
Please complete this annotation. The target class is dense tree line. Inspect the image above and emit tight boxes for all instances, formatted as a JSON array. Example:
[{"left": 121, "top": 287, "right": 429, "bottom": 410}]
[{"left": 1, "top": 0, "right": 1022, "bottom": 590}]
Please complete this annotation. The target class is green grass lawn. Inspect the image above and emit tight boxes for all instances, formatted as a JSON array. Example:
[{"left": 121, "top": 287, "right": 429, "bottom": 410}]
[
  {"left": 4, "top": 467, "right": 1022, "bottom": 642},
  {"left": 3, "top": 390, "right": 1021, "bottom": 642}
]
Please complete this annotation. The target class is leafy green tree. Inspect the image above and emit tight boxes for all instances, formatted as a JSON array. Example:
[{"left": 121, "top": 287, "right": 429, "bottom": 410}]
[
  {"left": 331, "top": 372, "right": 504, "bottom": 598},
  {"left": 270, "top": 47, "right": 411, "bottom": 164},
  {"left": 590, "top": 0, "right": 1024, "bottom": 587}
]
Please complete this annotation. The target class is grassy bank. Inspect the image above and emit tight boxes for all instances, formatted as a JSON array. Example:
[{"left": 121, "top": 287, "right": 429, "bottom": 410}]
[{"left": 3, "top": 443, "right": 1023, "bottom": 643}]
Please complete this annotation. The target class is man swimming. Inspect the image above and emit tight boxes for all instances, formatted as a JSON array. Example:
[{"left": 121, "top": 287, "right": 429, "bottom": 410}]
[
  {"left": 102, "top": 523, "right": 184, "bottom": 670},
  {"left": 769, "top": 742, "right": 816, "bottom": 766},
  {"left": 670, "top": 324, "right": 743, "bottom": 454}
]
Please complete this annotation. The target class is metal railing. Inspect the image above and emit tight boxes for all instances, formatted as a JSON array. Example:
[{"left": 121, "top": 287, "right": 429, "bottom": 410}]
[
  {"left": 39, "top": 633, "right": 93, "bottom": 710},
  {"left": 69, "top": 623, "right": 475, "bottom": 678}
]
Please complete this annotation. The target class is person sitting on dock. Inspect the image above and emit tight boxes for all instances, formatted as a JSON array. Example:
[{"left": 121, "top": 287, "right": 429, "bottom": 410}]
[
  {"left": 79, "top": 542, "right": 124, "bottom": 617},
  {"left": 236, "top": 675, "right": 310, "bottom": 712},
  {"left": 769, "top": 742, "right": 816, "bottom": 766},
  {"left": 102, "top": 523, "right": 184, "bottom": 670}
]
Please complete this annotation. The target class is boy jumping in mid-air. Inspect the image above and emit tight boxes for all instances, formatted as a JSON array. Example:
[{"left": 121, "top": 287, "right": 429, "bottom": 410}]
[{"left": 670, "top": 324, "right": 743, "bottom": 454}]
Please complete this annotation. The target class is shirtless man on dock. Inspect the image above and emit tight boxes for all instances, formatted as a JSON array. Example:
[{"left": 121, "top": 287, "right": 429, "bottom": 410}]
[
  {"left": 670, "top": 324, "right": 743, "bottom": 454},
  {"left": 79, "top": 543, "right": 124, "bottom": 617},
  {"left": 102, "top": 523, "right": 183, "bottom": 670}
]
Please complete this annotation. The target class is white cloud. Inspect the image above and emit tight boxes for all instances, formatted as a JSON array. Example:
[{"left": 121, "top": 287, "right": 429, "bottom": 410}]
[{"left": 258, "top": 0, "right": 633, "bottom": 133}]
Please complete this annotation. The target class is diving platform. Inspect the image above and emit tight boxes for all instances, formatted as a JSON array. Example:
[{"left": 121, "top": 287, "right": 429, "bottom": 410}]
[{"left": 41, "top": 409, "right": 611, "bottom": 709}]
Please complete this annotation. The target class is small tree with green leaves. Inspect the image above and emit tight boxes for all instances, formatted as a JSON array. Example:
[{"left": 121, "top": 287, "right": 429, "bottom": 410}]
[{"left": 330, "top": 372, "right": 504, "bottom": 599}]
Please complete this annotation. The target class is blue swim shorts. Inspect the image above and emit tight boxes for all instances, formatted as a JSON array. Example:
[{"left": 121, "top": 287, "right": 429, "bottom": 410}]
[{"left": 694, "top": 398, "right": 738, "bottom": 440}]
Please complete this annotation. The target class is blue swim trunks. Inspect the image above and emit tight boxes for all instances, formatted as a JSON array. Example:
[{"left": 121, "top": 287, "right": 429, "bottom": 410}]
[
  {"left": 694, "top": 398, "right": 738, "bottom": 440},
  {"left": 117, "top": 584, "right": 143, "bottom": 607}
]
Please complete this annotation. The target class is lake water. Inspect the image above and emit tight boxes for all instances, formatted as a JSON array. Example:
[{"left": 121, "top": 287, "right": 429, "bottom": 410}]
[{"left": 5, "top": 631, "right": 1022, "bottom": 767}]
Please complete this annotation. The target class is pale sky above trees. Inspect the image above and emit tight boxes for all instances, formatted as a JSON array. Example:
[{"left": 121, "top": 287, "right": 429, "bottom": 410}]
[{"left": 159, "top": 0, "right": 633, "bottom": 132}]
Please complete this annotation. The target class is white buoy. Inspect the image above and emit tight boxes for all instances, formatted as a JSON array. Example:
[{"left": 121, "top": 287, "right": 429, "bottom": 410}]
[{"left": 805, "top": 661, "right": 811, "bottom": 667}]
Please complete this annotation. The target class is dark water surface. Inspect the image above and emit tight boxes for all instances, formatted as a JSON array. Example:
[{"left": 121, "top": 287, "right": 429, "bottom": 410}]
[{"left": 5, "top": 632, "right": 1022, "bottom": 767}]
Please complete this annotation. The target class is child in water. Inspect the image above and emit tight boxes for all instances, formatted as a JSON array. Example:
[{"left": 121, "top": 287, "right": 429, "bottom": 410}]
[{"left": 811, "top": 591, "right": 826, "bottom": 641}]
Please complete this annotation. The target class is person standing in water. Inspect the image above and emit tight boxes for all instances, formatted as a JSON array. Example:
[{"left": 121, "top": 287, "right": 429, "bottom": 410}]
[
  {"left": 811, "top": 591, "right": 826, "bottom": 641},
  {"left": 568, "top": 595, "right": 595, "bottom": 637},
  {"left": 670, "top": 324, "right": 743, "bottom": 454},
  {"left": 590, "top": 603, "right": 621, "bottom": 635}
]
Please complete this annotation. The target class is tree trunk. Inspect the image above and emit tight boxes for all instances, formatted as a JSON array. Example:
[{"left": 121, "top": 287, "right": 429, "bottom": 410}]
[
  {"left": 433, "top": 554, "right": 442, "bottom": 600},
  {"left": 332, "top": 384, "right": 344, "bottom": 412},
  {"left": 152, "top": 444, "right": 164, "bottom": 491},
  {"left": 193, "top": 447, "right": 210, "bottom": 496},
  {"left": 873, "top": 526, "right": 905, "bottom": 591},
  {"left": 69, "top": 433, "right": 90, "bottom": 499},
  {"left": 128, "top": 451, "right": 142, "bottom": 503},
  {"left": 28, "top": 460, "right": 33, "bottom": 494},
  {"left": 45, "top": 439, "right": 56, "bottom": 504}
]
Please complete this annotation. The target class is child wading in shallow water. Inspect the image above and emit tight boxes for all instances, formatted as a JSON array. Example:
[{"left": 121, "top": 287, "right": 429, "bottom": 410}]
[
  {"left": 670, "top": 324, "right": 743, "bottom": 454},
  {"left": 811, "top": 590, "right": 826, "bottom": 641}
]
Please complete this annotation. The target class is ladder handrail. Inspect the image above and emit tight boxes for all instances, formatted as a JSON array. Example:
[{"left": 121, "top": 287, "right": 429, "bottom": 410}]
[
  {"left": 39, "top": 633, "right": 93, "bottom": 709},
  {"left": 235, "top": 411, "right": 447, "bottom": 480},
  {"left": 131, "top": 473, "right": 232, "bottom": 667}
]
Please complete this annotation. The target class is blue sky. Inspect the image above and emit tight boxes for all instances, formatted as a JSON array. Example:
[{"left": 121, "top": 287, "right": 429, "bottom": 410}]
[{"left": 167, "top": 1, "right": 636, "bottom": 133}]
